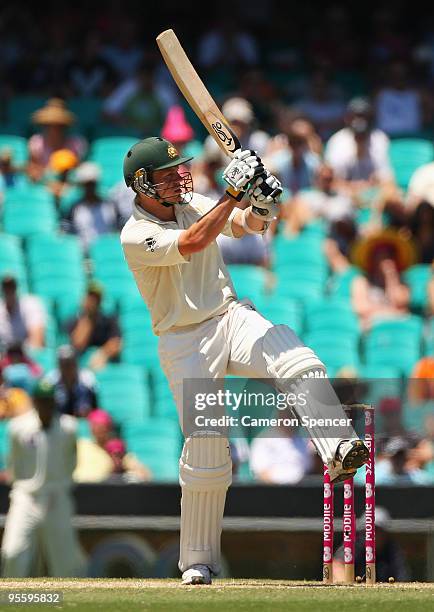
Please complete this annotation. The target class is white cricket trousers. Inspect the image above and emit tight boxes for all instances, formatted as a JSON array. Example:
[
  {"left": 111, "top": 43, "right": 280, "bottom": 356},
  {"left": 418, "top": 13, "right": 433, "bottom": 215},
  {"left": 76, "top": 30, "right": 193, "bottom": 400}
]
[
  {"left": 158, "top": 300, "right": 355, "bottom": 575},
  {"left": 1, "top": 488, "right": 86, "bottom": 577}
]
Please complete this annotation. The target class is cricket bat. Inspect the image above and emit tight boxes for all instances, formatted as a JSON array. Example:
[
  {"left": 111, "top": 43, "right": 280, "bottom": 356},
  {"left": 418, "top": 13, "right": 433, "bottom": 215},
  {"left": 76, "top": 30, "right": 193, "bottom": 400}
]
[{"left": 156, "top": 29, "right": 241, "bottom": 158}]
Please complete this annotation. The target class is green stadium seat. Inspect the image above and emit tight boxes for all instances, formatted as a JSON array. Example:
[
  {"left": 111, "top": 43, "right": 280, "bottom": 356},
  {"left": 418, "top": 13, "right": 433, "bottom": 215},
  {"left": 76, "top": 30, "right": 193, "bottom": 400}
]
[
  {"left": 274, "top": 266, "right": 326, "bottom": 303},
  {"left": 0, "top": 234, "right": 28, "bottom": 291},
  {"left": 390, "top": 138, "right": 434, "bottom": 190},
  {"left": 424, "top": 318, "right": 434, "bottom": 356},
  {"left": 149, "top": 369, "right": 178, "bottom": 420},
  {"left": 0, "top": 421, "right": 10, "bottom": 470},
  {"left": 96, "top": 363, "right": 146, "bottom": 388},
  {"left": 90, "top": 234, "right": 139, "bottom": 302},
  {"left": 304, "top": 330, "right": 360, "bottom": 372},
  {"left": 272, "top": 234, "right": 326, "bottom": 272},
  {"left": 28, "top": 346, "right": 57, "bottom": 373},
  {"left": 403, "top": 264, "right": 431, "bottom": 313},
  {"left": 2, "top": 188, "right": 57, "bottom": 237},
  {"left": 326, "top": 266, "right": 362, "bottom": 299},
  {"left": 227, "top": 264, "right": 268, "bottom": 303},
  {"left": 89, "top": 137, "right": 139, "bottom": 189},
  {"left": 97, "top": 373, "right": 151, "bottom": 424},
  {"left": 77, "top": 417, "right": 92, "bottom": 439},
  {"left": 363, "top": 316, "right": 423, "bottom": 376},
  {"left": 259, "top": 299, "right": 303, "bottom": 335},
  {"left": 122, "top": 418, "right": 181, "bottom": 481},
  {"left": 27, "top": 235, "right": 86, "bottom": 305},
  {"left": 304, "top": 299, "right": 360, "bottom": 336},
  {"left": 0, "top": 135, "right": 28, "bottom": 164}
]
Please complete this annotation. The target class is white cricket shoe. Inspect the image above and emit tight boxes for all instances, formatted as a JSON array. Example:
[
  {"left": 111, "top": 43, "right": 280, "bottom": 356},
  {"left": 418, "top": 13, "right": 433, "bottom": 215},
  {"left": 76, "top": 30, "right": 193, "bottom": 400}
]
[
  {"left": 328, "top": 438, "right": 369, "bottom": 484},
  {"left": 181, "top": 564, "right": 212, "bottom": 585}
]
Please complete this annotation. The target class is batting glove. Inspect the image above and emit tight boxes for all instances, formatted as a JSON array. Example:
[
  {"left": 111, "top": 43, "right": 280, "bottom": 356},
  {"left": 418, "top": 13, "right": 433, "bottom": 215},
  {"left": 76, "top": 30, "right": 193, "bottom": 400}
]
[
  {"left": 247, "top": 171, "right": 283, "bottom": 221},
  {"left": 223, "top": 149, "right": 264, "bottom": 192}
]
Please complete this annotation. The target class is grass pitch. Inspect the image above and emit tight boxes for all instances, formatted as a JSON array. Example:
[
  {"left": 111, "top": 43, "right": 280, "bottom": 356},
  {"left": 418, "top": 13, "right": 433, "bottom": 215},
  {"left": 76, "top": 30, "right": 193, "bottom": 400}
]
[{"left": 0, "top": 579, "right": 433, "bottom": 611}]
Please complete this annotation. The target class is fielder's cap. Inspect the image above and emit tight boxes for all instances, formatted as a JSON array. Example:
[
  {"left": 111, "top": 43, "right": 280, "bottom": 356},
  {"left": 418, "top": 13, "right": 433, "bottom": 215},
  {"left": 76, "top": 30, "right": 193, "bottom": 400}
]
[
  {"left": 57, "top": 344, "right": 77, "bottom": 362},
  {"left": 222, "top": 97, "right": 254, "bottom": 123},
  {"left": 75, "top": 162, "right": 101, "bottom": 184},
  {"left": 32, "top": 98, "right": 76, "bottom": 126},
  {"left": 358, "top": 506, "right": 392, "bottom": 531},
  {"left": 347, "top": 97, "right": 372, "bottom": 115},
  {"left": 33, "top": 378, "right": 56, "bottom": 400}
]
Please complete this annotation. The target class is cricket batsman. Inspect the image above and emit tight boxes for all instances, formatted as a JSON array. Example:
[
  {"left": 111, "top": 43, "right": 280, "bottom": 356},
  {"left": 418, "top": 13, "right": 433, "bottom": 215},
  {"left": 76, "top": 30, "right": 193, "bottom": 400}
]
[{"left": 121, "top": 137, "right": 369, "bottom": 585}]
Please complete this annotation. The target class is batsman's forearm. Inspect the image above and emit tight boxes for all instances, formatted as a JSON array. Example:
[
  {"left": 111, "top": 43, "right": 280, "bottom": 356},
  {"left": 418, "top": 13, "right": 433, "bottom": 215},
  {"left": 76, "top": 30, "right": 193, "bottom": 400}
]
[{"left": 178, "top": 195, "right": 236, "bottom": 254}]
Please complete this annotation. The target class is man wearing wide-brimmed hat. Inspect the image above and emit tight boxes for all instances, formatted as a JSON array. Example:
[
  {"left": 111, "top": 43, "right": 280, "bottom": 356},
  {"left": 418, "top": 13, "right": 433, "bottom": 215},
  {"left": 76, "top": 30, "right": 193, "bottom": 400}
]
[
  {"left": 350, "top": 228, "right": 415, "bottom": 329},
  {"left": 27, "top": 98, "right": 87, "bottom": 182}
]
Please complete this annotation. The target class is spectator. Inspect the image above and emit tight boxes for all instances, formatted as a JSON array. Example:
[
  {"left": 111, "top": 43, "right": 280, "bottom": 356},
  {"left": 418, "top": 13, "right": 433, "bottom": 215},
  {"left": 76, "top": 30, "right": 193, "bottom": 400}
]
[
  {"left": 374, "top": 60, "right": 431, "bottom": 136},
  {"left": 325, "top": 97, "right": 394, "bottom": 195},
  {"left": 73, "top": 409, "right": 114, "bottom": 482},
  {"left": 161, "top": 105, "right": 195, "bottom": 157},
  {"left": 250, "top": 411, "right": 313, "bottom": 484},
  {"left": 375, "top": 436, "right": 432, "bottom": 484},
  {"left": 283, "top": 164, "right": 354, "bottom": 236},
  {"left": 0, "top": 276, "right": 47, "bottom": 351},
  {"left": 294, "top": 68, "right": 346, "bottom": 141},
  {"left": 27, "top": 98, "right": 87, "bottom": 182},
  {"left": 197, "top": 22, "right": 259, "bottom": 68},
  {"left": 1, "top": 379, "right": 86, "bottom": 577},
  {"left": 45, "top": 345, "right": 98, "bottom": 417},
  {"left": 101, "top": 20, "right": 143, "bottom": 79},
  {"left": 406, "top": 202, "right": 434, "bottom": 265},
  {"left": 0, "top": 342, "right": 42, "bottom": 378},
  {"left": 0, "top": 366, "right": 32, "bottom": 419},
  {"left": 65, "top": 33, "right": 116, "bottom": 97},
  {"left": 266, "top": 119, "right": 321, "bottom": 196},
  {"left": 407, "top": 356, "right": 434, "bottom": 404},
  {"left": 62, "top": 162, "right": 122, "bottom": 251},
  {"left": 202, "top": 97, "right": 270, "bottom": 167},
  {"left": 350, "top": 230, "right": 413, "bottom": 330},
  {"left": 104, "top": 438, "right": 151, "bottom": 483},
  {"left": 405, "top": 160, "right": 434, "bottom": 211},
  {"left": 46, "top": 148, "right": 79, "bottom": 206},
  {"left": 102, "top": 59, "right": 165, "bottom": 135},
  {"left": 66, "top": 281, "right": 122, "bottom": 371},
  {"left": 333, "top": 507, "right": 410, "bottom": 582},
  {"left": 0, "top": 147, "right": 25, "bottom": 189}
]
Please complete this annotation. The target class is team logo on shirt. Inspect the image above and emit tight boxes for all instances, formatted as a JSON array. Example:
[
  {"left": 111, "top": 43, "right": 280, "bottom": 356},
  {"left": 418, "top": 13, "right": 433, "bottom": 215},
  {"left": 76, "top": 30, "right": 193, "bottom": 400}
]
[
  {"left": 145, "top": 237, "right": 157, "bottom": 252},
  {"left": 167, "top": 145, "right": 178, "bottom": 158}
]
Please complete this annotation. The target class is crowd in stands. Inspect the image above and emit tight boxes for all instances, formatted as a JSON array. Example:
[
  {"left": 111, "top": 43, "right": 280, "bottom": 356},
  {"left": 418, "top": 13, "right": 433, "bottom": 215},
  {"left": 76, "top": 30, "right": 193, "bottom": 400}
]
[{"left": 0, "top": 2, "right": 434, "bottom": 485}]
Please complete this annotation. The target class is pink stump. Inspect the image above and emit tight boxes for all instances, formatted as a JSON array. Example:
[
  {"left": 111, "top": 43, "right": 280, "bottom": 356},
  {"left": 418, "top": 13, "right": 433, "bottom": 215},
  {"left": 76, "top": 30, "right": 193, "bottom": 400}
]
[
  {"left": 365, "top": 407, "right": 376, "bottom": 585},
  {"left": 323, "top": 464, "right": 334, "bottom": 583},
  {"left": 343, "top": 477, "right": 355, "bottom": 582}
]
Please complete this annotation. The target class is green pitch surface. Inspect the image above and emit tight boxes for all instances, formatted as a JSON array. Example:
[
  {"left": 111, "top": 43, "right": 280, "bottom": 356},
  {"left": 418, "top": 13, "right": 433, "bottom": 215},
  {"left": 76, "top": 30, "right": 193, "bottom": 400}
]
[{"left": 0, "top": 579, "right": 433, "bottom": 611}]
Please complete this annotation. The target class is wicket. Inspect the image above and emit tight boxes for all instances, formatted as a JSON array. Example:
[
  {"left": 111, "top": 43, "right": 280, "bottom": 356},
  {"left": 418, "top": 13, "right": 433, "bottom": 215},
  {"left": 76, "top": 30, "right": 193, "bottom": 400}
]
[{"left": 323, "top": 404, "right": 376, "bottom": 585}]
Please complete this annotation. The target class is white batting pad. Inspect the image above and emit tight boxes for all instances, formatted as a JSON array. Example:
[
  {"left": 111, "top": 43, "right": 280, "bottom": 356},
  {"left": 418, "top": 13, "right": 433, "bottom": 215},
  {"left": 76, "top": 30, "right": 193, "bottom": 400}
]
[
  {"left": 263, "top": 325, "right": 357, "bottom": 463},
  {"left": 178, "top": 432, "right": 232, "bottom": 574}
]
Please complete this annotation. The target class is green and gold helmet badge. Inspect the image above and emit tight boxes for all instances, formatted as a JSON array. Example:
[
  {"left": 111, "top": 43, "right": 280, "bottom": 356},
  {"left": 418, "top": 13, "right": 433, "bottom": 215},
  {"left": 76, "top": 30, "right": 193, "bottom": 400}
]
[{"left": 167, "top": 145, "right": 178, "bottom": 159}]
